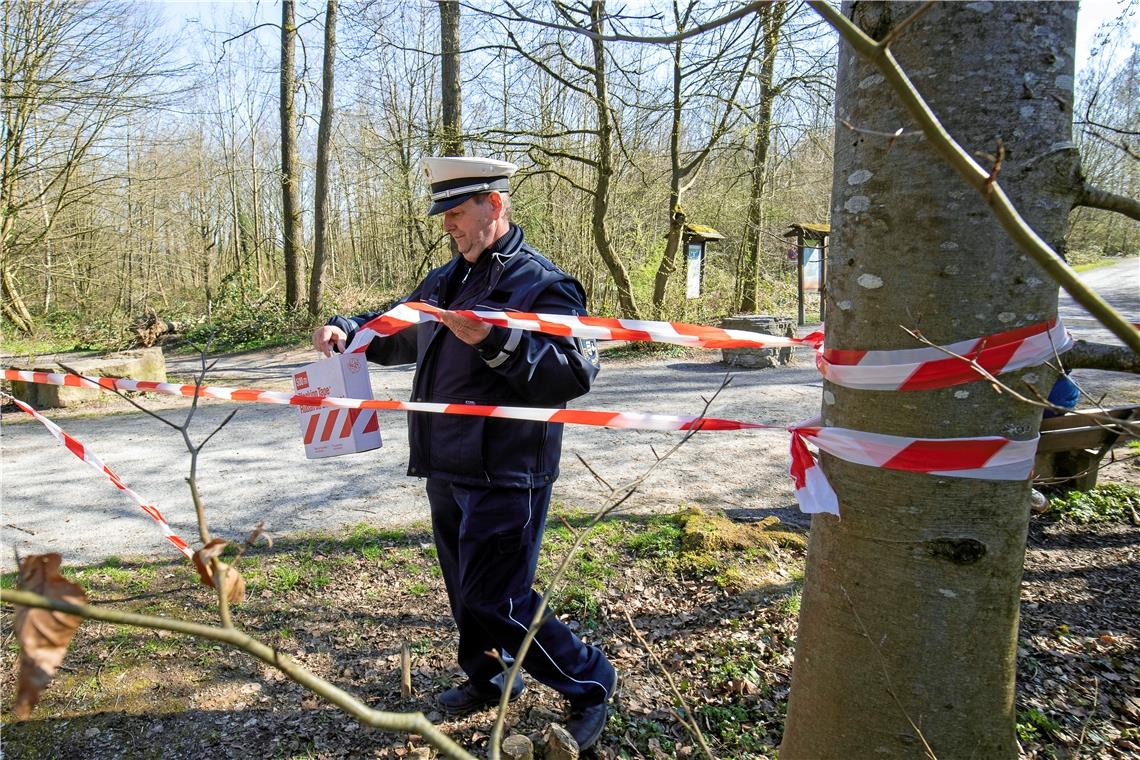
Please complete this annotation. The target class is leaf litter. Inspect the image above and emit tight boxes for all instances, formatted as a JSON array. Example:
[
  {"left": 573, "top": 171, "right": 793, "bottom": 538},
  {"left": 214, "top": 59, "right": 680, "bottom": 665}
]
[{"left": 0, "top": 502, "right": 1136, "bottom": 759}]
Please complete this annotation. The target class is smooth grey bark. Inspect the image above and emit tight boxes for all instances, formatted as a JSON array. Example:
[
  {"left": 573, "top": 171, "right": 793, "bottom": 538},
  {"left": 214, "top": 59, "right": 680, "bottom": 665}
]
[
  {"left": 308, "top": 0, "right": 337, "bottom": 318},
  {"left": 782, "top": 3, "right": 1079, "bottom": 758},
  {"left": 280, "top": 0, "right": 304, "bottom": 311}
]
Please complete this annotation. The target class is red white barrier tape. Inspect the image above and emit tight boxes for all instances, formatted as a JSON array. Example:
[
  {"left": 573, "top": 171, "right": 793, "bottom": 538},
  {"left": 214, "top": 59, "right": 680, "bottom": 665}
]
[
  {"left": 788, "top": 419, "right": 1038, "bottom": 516},
  {"left": 3, "top": 393, "right": 194, "bottom": 558},
  {"left": 817, "top": 319, "right": 1072, "bottom": 391},
  {"left": 2, "top": 370, "right": 772, "bottom": 432},
  {"left": 347, "top": 301, "right": 826, "bottom": 353},
  {"left": 5, "top": 375, "right": 1040, "bottom": 520}
]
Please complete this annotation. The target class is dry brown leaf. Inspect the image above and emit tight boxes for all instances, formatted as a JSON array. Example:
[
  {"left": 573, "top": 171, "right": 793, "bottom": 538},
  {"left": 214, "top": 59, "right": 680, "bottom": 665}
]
[
  {"left": 192, "top": 539, "right": 246, "bottom": 604},
  {"left": 245, "top": 521, "right": 272, "bottom": 549},
  {"left": 13, "top": 553, "right": 88, "bottom": 719}
]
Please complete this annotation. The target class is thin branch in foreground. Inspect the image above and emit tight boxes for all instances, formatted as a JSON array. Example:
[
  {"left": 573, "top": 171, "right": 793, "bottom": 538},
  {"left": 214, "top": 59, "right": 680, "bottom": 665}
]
[
  {"left": 877, "top": 1, "right": 936, "bottom": 49},
  {"left": 897, "top": 326, "right": 1139, "bottom": 437},
  {"left": 488, "top": 375, "right": 738, "bottom": 758},
  {"left": 0, "top": 589, "right": 476, "bottom": 760}
]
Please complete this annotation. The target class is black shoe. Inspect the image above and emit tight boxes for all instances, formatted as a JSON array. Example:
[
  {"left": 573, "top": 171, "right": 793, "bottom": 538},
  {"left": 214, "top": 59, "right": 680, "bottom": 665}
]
[
  {"left": 436, "top": 674, "right": 525, "bottom": 716},
  {"left": 567, "top": 669, "right": 618, "bottom": 750},
  {"left": 567, "top": 701, "right": 609, "bottom": 751}
]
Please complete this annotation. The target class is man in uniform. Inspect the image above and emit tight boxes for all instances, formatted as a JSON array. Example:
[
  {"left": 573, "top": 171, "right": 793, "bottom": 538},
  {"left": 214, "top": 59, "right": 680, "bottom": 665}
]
[{"left": 313, "top": 157, "right": 616, "bottom": 750}]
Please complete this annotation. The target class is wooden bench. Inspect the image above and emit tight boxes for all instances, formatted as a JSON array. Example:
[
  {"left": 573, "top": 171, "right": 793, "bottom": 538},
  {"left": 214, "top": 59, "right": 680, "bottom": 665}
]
[{"left": 1034, "top": 405, "right": 1139, "bottom": 491}]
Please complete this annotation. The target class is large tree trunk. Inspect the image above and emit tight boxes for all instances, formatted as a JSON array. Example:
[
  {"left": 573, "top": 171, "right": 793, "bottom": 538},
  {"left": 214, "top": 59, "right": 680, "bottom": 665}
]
[
  {"left": 308, "top": 0, "right": 337, "bottom": 319},
  {"left": 781, "top": 4, "right": 1078, "bottom": 758},
  {"left": 589, "top": 0, "right": 640, "bottom": 319},
  {"left": 737, "top": 1, "right": 784, "bottom": 314},
  {"left": 438, "top": 0, "right": 462, "bottom": 157},
  {"left": 280, "top": 0, "right": 304, "bottom": 312}
]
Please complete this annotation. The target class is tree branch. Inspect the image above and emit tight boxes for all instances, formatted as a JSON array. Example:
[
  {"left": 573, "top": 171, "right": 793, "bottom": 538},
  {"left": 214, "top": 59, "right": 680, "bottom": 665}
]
[
  {"left": 1064, "top": 339, "right": 1140, "bottom": 374},
  {"left": 0, "top": 589, "right": 476, "bottom": 760},
  {"left": 1075, "top": 182, "right": 1140, "bottom": 221}
]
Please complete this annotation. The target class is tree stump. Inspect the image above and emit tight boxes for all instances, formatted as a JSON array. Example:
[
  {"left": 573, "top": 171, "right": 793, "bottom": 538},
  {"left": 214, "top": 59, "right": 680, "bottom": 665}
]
[{"left": 720, "top": 315, "right": 794, "bottom": 368}]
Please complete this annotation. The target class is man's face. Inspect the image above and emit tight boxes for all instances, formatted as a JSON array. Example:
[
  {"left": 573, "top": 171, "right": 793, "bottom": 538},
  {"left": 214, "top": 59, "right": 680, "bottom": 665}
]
[{"left": 441, "top": 194, "right": 499, "bottom": 261}]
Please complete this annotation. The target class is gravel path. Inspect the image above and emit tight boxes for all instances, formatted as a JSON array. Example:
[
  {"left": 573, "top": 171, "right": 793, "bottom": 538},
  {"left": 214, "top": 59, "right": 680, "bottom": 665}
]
[{"left": 2, "top": 260, "right": 1136, "bottom": 570}]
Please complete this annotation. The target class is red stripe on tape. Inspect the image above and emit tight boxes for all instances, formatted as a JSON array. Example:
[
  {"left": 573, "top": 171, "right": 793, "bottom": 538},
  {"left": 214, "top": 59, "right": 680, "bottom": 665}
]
[
  {"left": 820, "top": 347, "right": 868, "bottom": 365},
  {"left": 64, "top": 434, "right": 85, "bottom": 460},
  {"left": 881, "top": 438, "right": 1009, "bottom": 472}
]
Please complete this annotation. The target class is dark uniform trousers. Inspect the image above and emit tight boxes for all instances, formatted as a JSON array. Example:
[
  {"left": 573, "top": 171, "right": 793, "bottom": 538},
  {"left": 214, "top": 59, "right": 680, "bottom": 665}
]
[{"left": 426, "top": 478, "right": 615, "bottom": 709}]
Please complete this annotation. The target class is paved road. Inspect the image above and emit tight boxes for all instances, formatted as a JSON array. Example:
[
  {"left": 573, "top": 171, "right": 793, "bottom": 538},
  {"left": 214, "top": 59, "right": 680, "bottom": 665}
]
[
  {"left": 1058, "top": 258, "right": 1139, "bottom": 345},
  {"left": 2, "top": 260, "right": 1136, "bottom": 570}
]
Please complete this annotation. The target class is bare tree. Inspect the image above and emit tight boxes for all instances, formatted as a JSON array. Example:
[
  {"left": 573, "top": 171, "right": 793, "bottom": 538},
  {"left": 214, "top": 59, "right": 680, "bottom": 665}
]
[
  {"left": 439, "top": 0, "right": 463, "bottom": 157},
  {"left": 0, "top": 0, "right": 178, "bottom": 332},
  {"left": 650, "top": 1, "right": 761, "bottom": 316},
  {"left": 280, "top": 0, "right": 304, "bottom": 311},
  {"left": 308, "top": 0, "right": 338, "bottom": 318}
]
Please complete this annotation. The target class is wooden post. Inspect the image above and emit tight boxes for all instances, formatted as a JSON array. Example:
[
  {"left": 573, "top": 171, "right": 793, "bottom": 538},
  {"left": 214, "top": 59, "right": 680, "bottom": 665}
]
[
  {"left": 796, "top": 229, "right": 805, "bottom": 326},
  {"left": 819, "top": 235, "right": 828, "bottom": 323}
]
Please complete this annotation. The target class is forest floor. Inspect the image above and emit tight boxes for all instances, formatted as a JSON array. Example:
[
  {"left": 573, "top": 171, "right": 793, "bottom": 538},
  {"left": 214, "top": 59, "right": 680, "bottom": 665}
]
[{"left": 1, "top": 488, "right": 1137, "bottom": 759}]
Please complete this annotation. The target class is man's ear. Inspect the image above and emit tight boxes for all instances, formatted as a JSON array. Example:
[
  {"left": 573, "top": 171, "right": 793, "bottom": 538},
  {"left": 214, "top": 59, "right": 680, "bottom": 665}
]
[{"left": 487, "top": 191, "right": 505, "bottom": 219}]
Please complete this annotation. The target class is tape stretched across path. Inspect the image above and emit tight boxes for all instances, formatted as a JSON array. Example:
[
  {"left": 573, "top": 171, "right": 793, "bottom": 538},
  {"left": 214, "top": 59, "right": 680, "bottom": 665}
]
[
  {"left": 6, "top": 370, "right": 1041, "bottom": 523},
  {"left": 347, "top": 301, "right": 826, "bottom": 353},
  {"left": 348, "top": 303, "right": 1074, "bottom": 392},
  {"left": 3, "top": 393, "right": 194, "bottom": 558},
  {"left": 2, "top": 369, "right": 773, "bottom": 432}
]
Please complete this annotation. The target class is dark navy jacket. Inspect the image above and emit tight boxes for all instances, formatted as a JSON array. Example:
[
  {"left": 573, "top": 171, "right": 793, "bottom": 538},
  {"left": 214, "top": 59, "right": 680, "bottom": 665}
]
[{"left": 328, "top": 224, "right": 597, "bottom": 488}]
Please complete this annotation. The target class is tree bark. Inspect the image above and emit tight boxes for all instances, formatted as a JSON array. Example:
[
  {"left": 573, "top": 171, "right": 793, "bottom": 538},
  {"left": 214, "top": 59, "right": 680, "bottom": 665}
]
[
  {"left": 1064, "top": 339, "right": 1140, "bottom": 374},
  {"left": 308, "top": 0, "right": 338, "bottom": 319},
  {"left": 438, "top": 0, "right": 463, "bottom": 157},
  {"left": 280, "top": 0, "right": 304, "bottom": 311},
  {"left": 782, "top": 4, "right": 1078, "bottom": 758},
  {"left": 1, "top": 259, "right": 34, "bottom": 333},
  {"left": 652, "top": 32, "right": 686, "bottom": 317}
]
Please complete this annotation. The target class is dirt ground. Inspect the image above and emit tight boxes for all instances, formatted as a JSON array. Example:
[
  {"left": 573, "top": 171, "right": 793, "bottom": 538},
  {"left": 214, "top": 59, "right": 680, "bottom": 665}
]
[{"left": 1, "top": 499, "right": 1137, "bottom": 759}]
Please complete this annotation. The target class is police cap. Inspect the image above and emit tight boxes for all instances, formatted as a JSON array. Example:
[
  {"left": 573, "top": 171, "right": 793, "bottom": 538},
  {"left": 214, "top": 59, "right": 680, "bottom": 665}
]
[{"left": 422, "top": 156, "right": 518, "bottom": 216}]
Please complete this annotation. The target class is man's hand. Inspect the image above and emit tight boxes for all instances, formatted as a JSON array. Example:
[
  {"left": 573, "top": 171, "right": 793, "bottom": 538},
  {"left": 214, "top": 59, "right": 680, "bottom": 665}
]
[
  {"left": 313, "top": 325, "right": 347, "bottom": 357},
  {"left": 439, "top": 310, "right": 492, "bottom": 346}
]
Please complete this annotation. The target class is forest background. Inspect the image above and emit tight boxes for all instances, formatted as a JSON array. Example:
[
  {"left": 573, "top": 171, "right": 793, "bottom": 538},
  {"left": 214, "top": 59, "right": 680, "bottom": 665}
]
[{"left": 1, "top": 0, "right": 1136, "bottom": 354}]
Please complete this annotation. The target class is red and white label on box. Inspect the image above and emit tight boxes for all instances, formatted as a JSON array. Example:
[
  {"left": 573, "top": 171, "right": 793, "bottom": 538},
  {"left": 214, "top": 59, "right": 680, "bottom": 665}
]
[{"left": 292, "top": 353, "right": 382, "bottom": 459}]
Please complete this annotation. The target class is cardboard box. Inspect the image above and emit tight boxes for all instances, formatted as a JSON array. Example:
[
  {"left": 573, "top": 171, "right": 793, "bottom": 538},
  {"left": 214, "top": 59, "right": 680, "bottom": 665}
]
[{"left": 292, "top": 353, "right": 382, "bottom": 459}]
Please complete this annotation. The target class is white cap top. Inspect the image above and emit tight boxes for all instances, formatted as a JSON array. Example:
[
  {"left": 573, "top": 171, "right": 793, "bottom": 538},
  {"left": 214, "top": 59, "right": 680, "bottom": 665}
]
[{"left": 422, "top": 156, "right": 519, "bottom": 215}]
